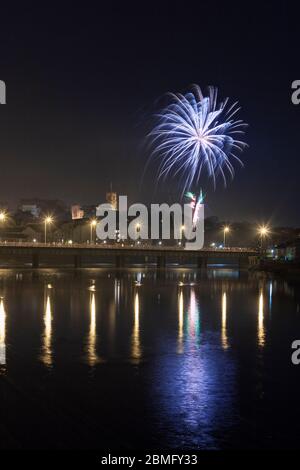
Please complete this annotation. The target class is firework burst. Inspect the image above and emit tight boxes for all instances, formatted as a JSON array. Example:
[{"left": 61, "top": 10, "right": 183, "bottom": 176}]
[{"left": 149, "top": 85, "right": 248, "bottom": 194}]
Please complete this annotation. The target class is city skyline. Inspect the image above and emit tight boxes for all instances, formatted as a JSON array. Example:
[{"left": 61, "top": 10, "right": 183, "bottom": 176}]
[
  {"left": 0, "top": 4, "right": 299, "bottom": 226},
  {"left": 1, "top": 190, "right": 300, "bottom": 231}
]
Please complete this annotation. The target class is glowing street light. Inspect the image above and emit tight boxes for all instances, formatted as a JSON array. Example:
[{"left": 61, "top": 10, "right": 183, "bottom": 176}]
[
  {"left": 223, "top": 226, "right": 230, "bottom": 247},
  {"left": 258, "top": 225, "right": 270, "bottom": 249},
  {"left": 0, "top": 212, "right": 7, "bottom": 243},
  {"left": 90, "top": 219, "right": 97, "bottom": 244},
  {"left": 136, "top": 222, "right": 141, "bottom": 241},
  {"left": 44, "top": 216, "right": 53, "bottom": 244}
]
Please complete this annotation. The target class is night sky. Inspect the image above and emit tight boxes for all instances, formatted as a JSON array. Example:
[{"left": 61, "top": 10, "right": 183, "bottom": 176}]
[{"left": 0, "top": 3, "right": 299, "bottom": 225}]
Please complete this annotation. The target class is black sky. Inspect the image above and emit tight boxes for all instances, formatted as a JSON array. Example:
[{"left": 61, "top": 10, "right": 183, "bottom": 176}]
[{"left": 0, "top": 2, "right": 299, "bottom": 225}]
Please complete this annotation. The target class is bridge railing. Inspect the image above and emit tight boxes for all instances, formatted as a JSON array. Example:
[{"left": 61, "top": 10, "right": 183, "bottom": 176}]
[{"left": 0, "top": 240, "right": 258, "bottom": 253}]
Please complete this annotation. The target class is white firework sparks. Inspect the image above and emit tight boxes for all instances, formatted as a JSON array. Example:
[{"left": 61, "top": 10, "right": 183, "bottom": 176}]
[{"left": 149, "top": 85, "right": 248, "bottom": 193}]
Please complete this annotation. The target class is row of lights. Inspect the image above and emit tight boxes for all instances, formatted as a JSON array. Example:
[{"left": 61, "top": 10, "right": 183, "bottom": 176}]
[
  {"left": 0, "top": 212, "right": 99, "bottom": 244},
  {"left": 44, "top": 216, "right": 100, "bottom": 244},
  {"left": 0, "top": 211, "right": 271, "bottom": 247},
  {"left": 221, "top": 224, "right": 270, "bottom": 248}
]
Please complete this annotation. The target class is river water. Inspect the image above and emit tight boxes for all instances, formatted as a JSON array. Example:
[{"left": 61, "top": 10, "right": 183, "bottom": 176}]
[{"left": 0, "top": 267, "right": 299, "bottom": 450}]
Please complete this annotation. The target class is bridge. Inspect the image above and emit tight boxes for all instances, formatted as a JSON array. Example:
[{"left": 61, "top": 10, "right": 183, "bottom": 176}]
[{"left": 0, "top": 242, "right": 259, "bottom": 269}]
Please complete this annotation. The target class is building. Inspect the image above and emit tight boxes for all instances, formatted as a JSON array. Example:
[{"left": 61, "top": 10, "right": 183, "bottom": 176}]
[
  {"left": 0, "top": 222, "right": 42, "bottom": 242},
  {"left": 18, "top": 198, "right": 68, "bottom": 221},
  {"left": 19, "top": 203, "right": 40, "bottom": 218},
  {"left": 22, "top": 225, "right": 43, "bottom": 242},
  {"left": 54, "top": 220, "right": 91, "bottom": 244},
  {"left": 71, "top": 204, "right": 84, "bottom": 220},
  {"left": 106, "top": 191, "right": 117, "bottom": 210},
  {"left": 81, "top": 204, "right": 97, "bottom": 219},
  {"left": 274, "top": 239, "right": 300, "bottom": 261}
]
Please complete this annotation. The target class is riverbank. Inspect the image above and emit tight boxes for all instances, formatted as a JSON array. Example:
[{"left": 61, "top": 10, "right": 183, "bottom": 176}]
[{"left": 250, "top": 260, "right": 300, "bottom": 277}]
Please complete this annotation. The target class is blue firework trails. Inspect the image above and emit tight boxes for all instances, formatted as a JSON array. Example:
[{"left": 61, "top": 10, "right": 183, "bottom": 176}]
[{"left": 149, "top": 85, "right": 248, "bottom": 193}]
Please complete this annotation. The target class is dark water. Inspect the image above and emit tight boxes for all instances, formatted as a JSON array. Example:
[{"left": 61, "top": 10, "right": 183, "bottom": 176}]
[{"left": 0, "top": 267, "right": 299, "bottom": 450}]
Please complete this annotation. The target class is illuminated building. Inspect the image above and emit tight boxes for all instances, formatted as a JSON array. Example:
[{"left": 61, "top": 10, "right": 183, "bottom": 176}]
[
  {"left": 71, "top": 204, "right": 84, "bottom": 220},
  {"left": 106, "top": 190, "right": 117, "bottom": 210}
]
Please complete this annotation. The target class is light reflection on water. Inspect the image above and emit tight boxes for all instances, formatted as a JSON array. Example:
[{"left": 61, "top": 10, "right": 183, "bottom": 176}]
[
  {"left": 41, "top": 287, "right": 52, "bottom": 367},
  {"left": 221, "top": 292, "right": 229, "bottom": 350},
  {"left": 131, "top": 290, "right": 141, "bottom": 361},
  {"left": 151, "top": 285, "right": 236, "bottom": 449},
  {"left": 269, "top": 280, "right": 273, "bottom": 313},
  {"left": 0, "top": 267, "right": 298, "bottom": 450},
  {"left": 177, "top": 289, "right": 184, "bottom": 354},
  {"left": 87, "top": 292, "right": 98, "bottom": 366},
  {"left": 258, "top": 289, "right": 265, "bottom": 347},
  {"left": 0, "top": 297, "right": 6, "bottom": 366}
]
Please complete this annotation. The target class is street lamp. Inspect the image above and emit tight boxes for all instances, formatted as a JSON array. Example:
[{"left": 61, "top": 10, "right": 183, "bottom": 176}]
[
  {"left": 90, "top": 219, "right": 97, "bottom": 244},
  {"left": 181, "top": 225, "right": 185, "bottom": 239},
  {"left": 223, "top": 226, "right": 230, "bottom": 247},
  {"left": 0, "top": 211, "right": 7, "bottom": 243},
  {"left": 258, "top": 225, "right": 270, "bottom": 249},
  {"left": 136, "top": 223, "right": 141, "bottom": 242},
  {"left": 44, "top": 216, "right": 53, "bottom": 244}
]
